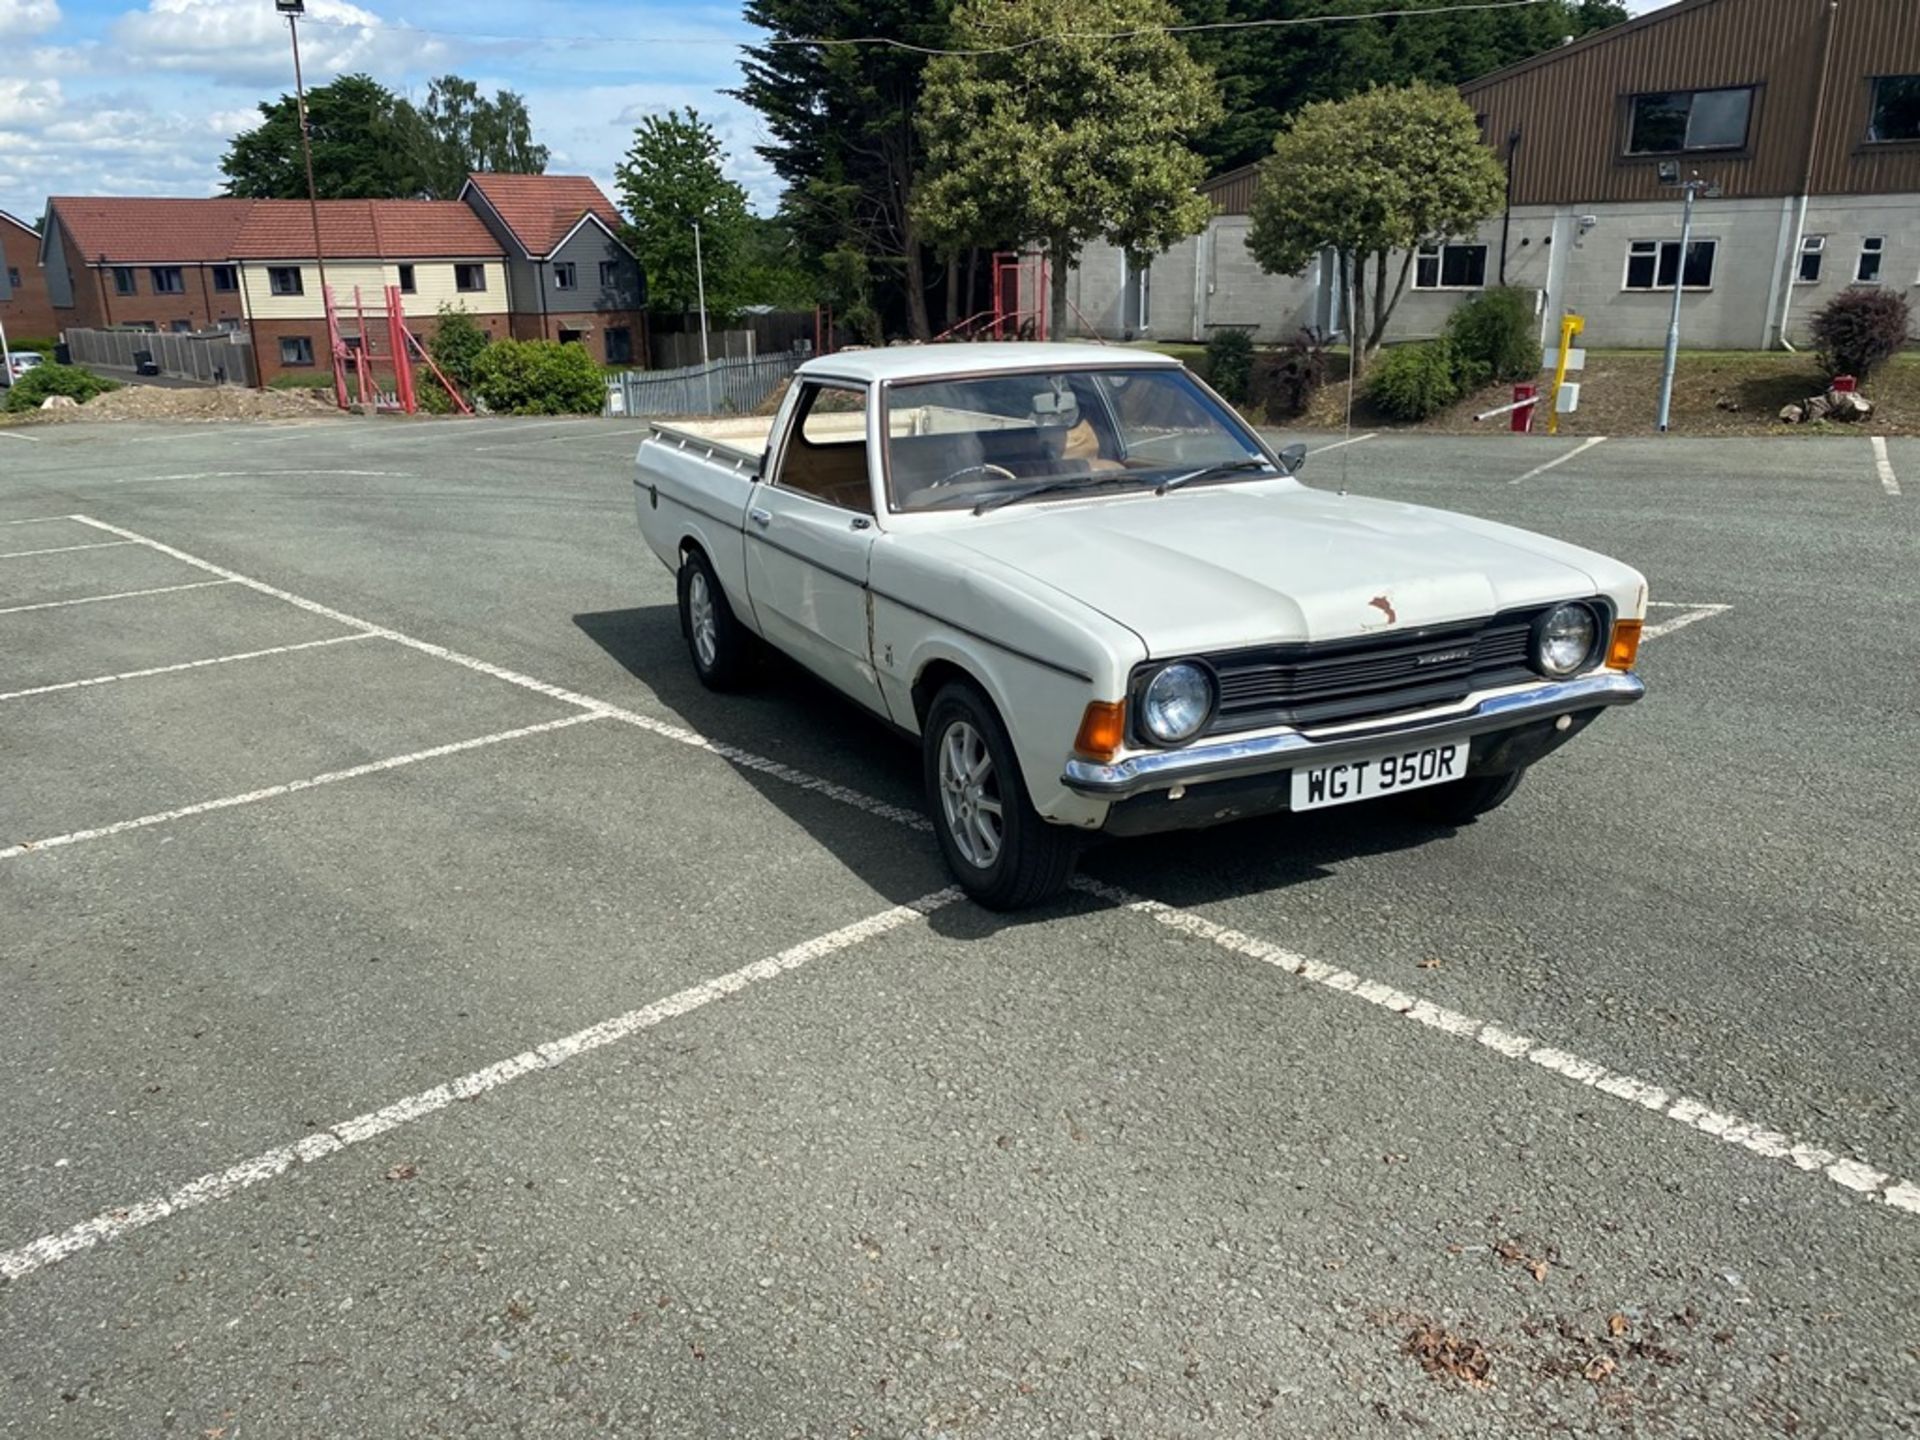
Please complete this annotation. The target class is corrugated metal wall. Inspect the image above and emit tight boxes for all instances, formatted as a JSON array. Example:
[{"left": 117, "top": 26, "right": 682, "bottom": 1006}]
[{"left": 1462, "top": 0, "right": 1920, "bottom": 205}]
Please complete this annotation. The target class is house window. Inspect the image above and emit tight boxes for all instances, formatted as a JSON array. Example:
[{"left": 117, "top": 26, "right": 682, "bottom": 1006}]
[
  {"left": 599, "top": 260, "right": 620, "bottom": 288},
  {"left": 1797, "top": 235, "right": 1825, "bottom": 283},
  {"left": 125, "top": 321, "right": 157, "bottom": 331},
  {"left": 454, "top": 264, "right": 486, "bottom": 293},
  {"left": 112, "top": 266, "right": 136, "bottom": 295},
  {"left": 553, "top": 262, "right": 577, "bottom": 290},
  {"left": 150, "top": 266, "right": 185, "bottom": 294},
  {"left": 1867, "top": 75, "right": 1920, "bottom": 143},
  {"left": 1627, "top": 87, "right": 1753, "bottom": 154},
  {"left": 557, "top": 327, "right": 585, "bottom": 346},
  {"left": 6, "top": 267, "right": 18, "bottom": 289},
  {"left": 1414, "top": 242, "right": 1488, "bottom": 290},
  {"left": 279, "top": 336, "right": 314, "bottom": 367},
  {"left": 1624, "top": 238, "right": 1717, "bottom": 290},
  {"left": 605, "top": 326, "right": 633, "bottom": 365},
  {"left": 268, "top": 266, "right": 304, "bottom": 296},
  {"left": 170, "top": 319, "right": 193, "bottom": 333},
  {"left": 397, "top": 264, "right": 416, "bottom": 294},
  {"left": 211, "top": 265, "right": 238, "bottom": 292},
  {"left": 1856, "top": 236, "right": 1885, "bottom": 283}
]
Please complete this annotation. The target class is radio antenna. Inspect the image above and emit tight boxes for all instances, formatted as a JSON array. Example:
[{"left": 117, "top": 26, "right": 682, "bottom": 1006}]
[{"left": 1341, "top": 256, "right": 1357, "bottom": 497}]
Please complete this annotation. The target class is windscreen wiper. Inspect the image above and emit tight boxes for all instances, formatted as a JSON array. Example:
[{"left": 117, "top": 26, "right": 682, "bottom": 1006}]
[
  {"left": 971, "top": 471, "right": 1148, "bottom": 516},
  {"left": 1155, "top": 458, "right": 1275, "bottom": 495}
]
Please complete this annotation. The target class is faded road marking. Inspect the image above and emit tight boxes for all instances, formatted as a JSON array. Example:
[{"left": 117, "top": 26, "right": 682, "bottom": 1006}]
[
  {"left": 0, "top": 632, "right": 377, "bottom": 704},
  {"left": 1511, "top": 435, "right": 1608, "bottom": 484},
  {"left": 0, "top": 579, "right": 237, "bottom": 616},
  {"left": 1871, "top": 436, "right": 1900, "bottom": 496}
]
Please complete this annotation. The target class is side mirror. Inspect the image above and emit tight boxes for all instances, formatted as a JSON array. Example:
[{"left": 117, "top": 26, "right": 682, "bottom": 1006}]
[{"left": 1278, "top": 442, "right": 1308, "bottom": 475}]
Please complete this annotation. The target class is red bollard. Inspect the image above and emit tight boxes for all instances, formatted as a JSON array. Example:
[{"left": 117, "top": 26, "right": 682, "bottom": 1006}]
[
  {"left": 1831, "top": 374, "right": 1857, "bottom": 393},
  {"left": 1511, "top": 382, "right": 1537, "bottom": 433}
]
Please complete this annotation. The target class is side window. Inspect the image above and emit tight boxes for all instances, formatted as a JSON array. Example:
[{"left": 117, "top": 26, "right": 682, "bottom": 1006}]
[{"left": 778, "top": 383, "right": 872, "bottom": 512}]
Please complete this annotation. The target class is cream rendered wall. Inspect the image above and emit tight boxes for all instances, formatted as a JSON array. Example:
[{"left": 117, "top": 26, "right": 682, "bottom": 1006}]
[{"left": 239, "top": 261, "right": 508, "bottom": 320}]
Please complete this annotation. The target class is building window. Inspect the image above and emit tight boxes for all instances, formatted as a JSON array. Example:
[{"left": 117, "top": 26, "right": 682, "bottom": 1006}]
[
  {"left": 125, "top": 320, "right": 157, "bottom": 331},
  {"left": 170, "top": 319, "right": 193, "bottom": 333},
  {"left": 599, "top": 260, "right": 620, "bottom": 289},
  {"left": 454, "top": 263, "right": 486, "bottom": 293},
  {"left": 6, "top": 267, "right": 18, "bottom": 289},
  {"left": 553, "top": 262, "right": 577, "bottom": 290},
  {"left": 1626, "top": 87, "right": 1753, "bottom": 154},
  {"left": 1867, "top": 75, "right": 1920, "bottom": 143},
  {"left": 1797, "top": 235, "right": 1825, "bottom": 283},
  {"left": 1856, "top": 236, "right": 1885, "bottom": 283},
  {"left": 1624, "top": 238, "right": 1717, "bottom": 290},
  {"left": 112, "top": 266, "right": 136, "bottom": 296},
  {"left": 605, "top": 326, "right": 633, "bottom": 365},
  {"left": 268, "top": 266, "right": 304, "bottom": 296},
  {"left": 150, "top": 266, "right": 185, "bottom": 295},
  {"left": 279, "top": 336, "right": 315, "bottom": 367},
  {"left": 397, "top": 264, "right": 416, "bottom": 294},
  {"left": 211, "top": 265, "right": 238, "bottom": 292},
  {"left": 1414, "top": 242, "right": 1488, "bottom": 289}
]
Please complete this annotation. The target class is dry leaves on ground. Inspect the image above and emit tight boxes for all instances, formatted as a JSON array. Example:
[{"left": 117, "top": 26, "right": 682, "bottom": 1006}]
[{"left": 1405, "top": 1323, "right": 1494, "bottom": 1389}]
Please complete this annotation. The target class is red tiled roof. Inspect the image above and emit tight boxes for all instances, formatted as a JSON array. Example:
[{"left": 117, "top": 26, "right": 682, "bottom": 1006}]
[
  {"left": 48, "top": 197, "right": 253, "bottom": 264},
  {"left": 463, "top": 173, "right": 624, "bottom": 256},
  {"left": 230, "top": 200, "right": 499, "bottom": 259}
]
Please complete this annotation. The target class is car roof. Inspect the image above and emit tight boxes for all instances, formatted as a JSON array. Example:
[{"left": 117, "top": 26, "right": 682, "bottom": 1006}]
[{"left": 797, "top": 342, "right": 1183, "bottom": 386}]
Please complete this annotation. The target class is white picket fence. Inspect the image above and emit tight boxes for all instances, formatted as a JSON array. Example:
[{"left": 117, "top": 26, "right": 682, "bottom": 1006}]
[{"left": 605, "top": 352, "right": 800, "bottom": 418}]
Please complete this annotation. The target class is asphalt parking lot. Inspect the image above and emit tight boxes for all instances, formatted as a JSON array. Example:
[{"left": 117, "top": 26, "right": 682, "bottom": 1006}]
[{"left": 1, "top": 414, "right": 1916, "bottom": 1437}]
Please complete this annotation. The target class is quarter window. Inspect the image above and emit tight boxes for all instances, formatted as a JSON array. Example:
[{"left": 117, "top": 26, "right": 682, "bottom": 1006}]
[
  {"left": 454, "top": 264, "right": 486, "bottom": 293},
  {"left": 1867, "top": 75, "right": 1920, "bottom": 143},
  {"left": 1624, "top": 238, "right": 1717, "bottom": 291},
  {"left": 268, "top": 266, "right": 304, "bottom": 296},
  {"left": 1627, "top": 87, "right": 1753, "bottom": 154},
  {"left": 1797, "top": 235, "right": 1825, "bottom": 284},
  {"left": 279, "top": 336, "right": 314, "bottom": 366},
  {"left": 553, "top": 262, "right": 577, "bottom": 290},
  {"left": 112, "top": 266, "right": 136, "bottom": 296},
  {"left": 1413, "top": 242, "right": 1488, "bottom": 290},
  {"left": 1856, "top": 236, "right": 1885, "bottom": 283}
]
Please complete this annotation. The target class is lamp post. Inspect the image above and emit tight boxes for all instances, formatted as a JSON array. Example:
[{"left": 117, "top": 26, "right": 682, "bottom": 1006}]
[
  {"left": 1654, "top": 164, "right": 1718, "bottom": 433},
  {"left": 693, "top": 219, "right": 713, "bottom": 411},
  {"left": 277, "top": 0, "right": 345, "bottom": 406}
]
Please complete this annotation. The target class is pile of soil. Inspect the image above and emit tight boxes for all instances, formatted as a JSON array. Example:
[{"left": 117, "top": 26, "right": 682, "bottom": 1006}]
[{"left": 0, "top": 383, "right": 342, "bottom": 427}]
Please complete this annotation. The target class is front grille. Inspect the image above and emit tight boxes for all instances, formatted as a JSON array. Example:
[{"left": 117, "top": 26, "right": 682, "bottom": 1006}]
[{"left": 1172, "top": 605, "right": 1566, "bottom": 738}]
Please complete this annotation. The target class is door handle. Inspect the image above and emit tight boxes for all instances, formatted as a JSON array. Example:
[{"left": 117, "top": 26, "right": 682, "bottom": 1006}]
[{"left": 748, "top": 507, "right": 771, "bottom": 528}]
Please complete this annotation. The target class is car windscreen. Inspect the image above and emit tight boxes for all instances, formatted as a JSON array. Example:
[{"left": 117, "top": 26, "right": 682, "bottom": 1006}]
[{"left": 884, "top": 367, "right": 1271, "bottom": 513}]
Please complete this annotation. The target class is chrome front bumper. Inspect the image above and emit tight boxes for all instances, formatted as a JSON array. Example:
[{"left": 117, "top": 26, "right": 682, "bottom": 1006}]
[{"left": 1061, "top": 671, "right": 1645, "bottom": 800}]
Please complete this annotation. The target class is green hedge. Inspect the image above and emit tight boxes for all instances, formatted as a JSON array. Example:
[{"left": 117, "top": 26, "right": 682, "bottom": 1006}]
[
  {"left": 4, "top": 363, "right": 119, "bottom": 414},
  {"left": 1444, "top": 288, "right": 1542, "bottom": 385},
  {"left": 470, "top": 339, "right": 605, "bottom": 416},
  {"left": 1365, "top": 340, "right": 1464, "bottom": 421}
]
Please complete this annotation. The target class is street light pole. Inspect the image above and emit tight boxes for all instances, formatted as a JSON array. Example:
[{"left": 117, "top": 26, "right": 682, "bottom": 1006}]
[
  {"left": 1654, "top": 168, "right": 1716, "bottom": 433},
  {"left": 693, "top": 220, "right": 713, "bottom": 412},
  {"left": 280, "top": 1, "right": 344, "bottom": 406}
]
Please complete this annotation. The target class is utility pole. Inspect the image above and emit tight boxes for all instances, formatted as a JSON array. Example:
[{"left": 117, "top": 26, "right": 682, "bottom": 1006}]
[
  {"left": 278, "top": 0, "right": 345, "bottom": 407},
  {"left": 1655, "top": 165, "right": 1717, "bottom": 433},
  {"left": 693, "top": 219, "right": 713, "bottom": 412}
]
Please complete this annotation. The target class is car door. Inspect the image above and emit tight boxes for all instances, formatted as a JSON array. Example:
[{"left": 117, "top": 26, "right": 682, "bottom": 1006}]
[{"left": 745, "top": 380, "right": 886, "bottom": 715}]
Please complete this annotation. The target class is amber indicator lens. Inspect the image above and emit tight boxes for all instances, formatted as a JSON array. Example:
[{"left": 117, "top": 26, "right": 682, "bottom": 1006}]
[
  {"left": 1607, "top": 619, "right": 1643, "bottom": 670},
  {"left": 1073, "top": 700, "right": 1127, "bottom": 762}
]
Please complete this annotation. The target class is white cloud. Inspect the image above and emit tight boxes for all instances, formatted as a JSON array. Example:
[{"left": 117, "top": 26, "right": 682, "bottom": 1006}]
[
  {"left": 0, "top": 0, "right": 59, "bottom": 41},
  {"left": 111, "top": 0, "right": 448, "bottom": 87},
  {"left": 0, "top": 76, "right": 62, "bottom": 127}
]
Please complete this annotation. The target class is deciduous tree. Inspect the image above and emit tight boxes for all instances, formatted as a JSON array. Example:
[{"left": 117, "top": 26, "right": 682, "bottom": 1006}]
[
  {"left": 915, "top": 0, "right": 1220, "bottom": 337},
  {"left": 1246, "top": 83, "right": 1504, "bottom": 366},
  {"left": 615, "top": 108, "right": 754, "bottom": 319}
]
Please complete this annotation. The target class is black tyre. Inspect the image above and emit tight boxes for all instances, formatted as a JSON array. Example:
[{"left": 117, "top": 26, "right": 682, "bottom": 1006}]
[
  {"left": 923, "top": 682, "right": 1080, "bottom": 910},
  {"left": 1402, "top": 767, "right": 1525, "bottom": 825},
  {"left": 677, "top": 548, "right": 753, "bottom": 691}
]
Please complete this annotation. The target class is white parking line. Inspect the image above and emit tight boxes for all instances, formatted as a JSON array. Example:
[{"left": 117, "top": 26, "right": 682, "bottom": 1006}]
[
  {"left": 1, "top": 515, "right": 77, "bottom": 526},
  {"left": 0, "top": 430, "right": 41, "bottom": 443},
  {"left": 111, "top": 470, "right": 418, "bottom": 487},
  {"left": 1643, "top": 601, "right": 1732, "bottom": 639},
  {"left": 0, "top": 632, "right": 377, "bottom": 704},
  {"left": 1307, "top": 432, "right": 1376, "bottom": 456},
  {"left": 0, "top": 713, "right": 600, "bottom": 862},
  {"left": 1069, "top": 877, "right": 1919, "bottom": 1218},
  {"left": 0, "top": 539, "right": 137, "bottom": 560},
  {"left": 0, "top": 888, "right": 958, "bottom": 1282},
  {"left": 1871, "top": 436, "right": 1900, "bottom": 496},
  {"left": 0, "top": 578, "right": 237, "bottom": 616},
  {"left": 1511, "top": 435, "right": 1608, "bottom": 484}
]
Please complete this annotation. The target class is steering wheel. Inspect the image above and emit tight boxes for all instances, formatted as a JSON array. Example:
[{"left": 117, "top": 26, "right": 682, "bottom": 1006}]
[{"left": 929, "top": 462, "right": 1017, "bottom": 490}]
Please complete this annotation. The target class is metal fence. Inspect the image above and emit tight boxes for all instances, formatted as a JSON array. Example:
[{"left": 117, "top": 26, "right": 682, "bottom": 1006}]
[
  {"left": 605, "top": 352, "right": 801, "bottom": 418},
  {"left": 64, "top": 327, "right": 257, "bottom": 387}
]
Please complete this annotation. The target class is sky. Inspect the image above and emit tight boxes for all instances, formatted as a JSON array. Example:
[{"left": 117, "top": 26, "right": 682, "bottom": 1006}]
[{"left": 0, "top": 0, "right": 1681, "bottom": 229}]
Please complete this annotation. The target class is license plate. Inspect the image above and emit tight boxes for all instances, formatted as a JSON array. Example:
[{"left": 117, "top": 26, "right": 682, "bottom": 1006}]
[{"left": 1290, "top": 741, "right": 1467, "bottom": 812}]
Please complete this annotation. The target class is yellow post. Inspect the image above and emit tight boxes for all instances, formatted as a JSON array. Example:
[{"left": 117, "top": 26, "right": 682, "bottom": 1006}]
[{"left": 1545, "top": 312, "right": 1584, "bottom": 436}]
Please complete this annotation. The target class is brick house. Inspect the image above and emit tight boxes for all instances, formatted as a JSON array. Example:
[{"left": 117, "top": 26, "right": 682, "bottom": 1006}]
[
  {"left": 460, "top": 173, "right": 649, "bottom": 366},
  {"left": 38, "top": 197, "right": 253, "bottom": 334},
  {"left": 1067, "top": 0, "right": 1920, "bottom": 351},
  {"left": 0, "top": 208, "right": 60, "bottom": 342}
]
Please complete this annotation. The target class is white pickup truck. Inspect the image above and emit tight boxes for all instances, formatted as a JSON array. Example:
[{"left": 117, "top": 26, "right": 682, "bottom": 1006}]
[{"left": 634, "top": 343, "right": 1646, "bottom": 908}]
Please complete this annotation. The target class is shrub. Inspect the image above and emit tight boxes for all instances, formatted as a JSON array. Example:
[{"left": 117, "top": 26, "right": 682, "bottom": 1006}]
[
  {"left": 1809, "top": 287, "right": 1912, "bottom": 384},
  {"left": 1204, "top": 328, "right": 1256, "bottom": 404},
  {"left": 428, "top": 306, "right": 490, "bottom": 391},
  {"left": 1365, "top": 339, "right": 1464, "bottom": 421},
  {"left": 1445, "top": 287, "right": 1541, "bottom": 385},
  {"left": 413, "top": 366, "right": 456, "bottom": 415},
  {"left": 4, "top": 363, "right": 119, "bottom": 414},
  {"left": 1263, "top": 327, "right": 1333, "bottom": 415},
  {"left": 470, "top": 339, "right": 606, "bottom": 416}
]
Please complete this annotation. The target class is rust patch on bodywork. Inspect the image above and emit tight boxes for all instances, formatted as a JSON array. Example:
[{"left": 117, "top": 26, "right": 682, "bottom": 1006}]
[{"left": 1369, "top": 594, "right": 1397, "bottom": 624}]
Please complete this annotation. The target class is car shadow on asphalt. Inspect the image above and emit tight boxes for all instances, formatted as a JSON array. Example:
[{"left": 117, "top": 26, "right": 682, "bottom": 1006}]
[{"left": 573, "top": 605, "right": 1463, "bottom": 938}]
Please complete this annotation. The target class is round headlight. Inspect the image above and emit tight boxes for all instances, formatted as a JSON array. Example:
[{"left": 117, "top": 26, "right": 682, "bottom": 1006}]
[
  {"left": 1141, "top": 661, "right": 1214, "bottom": 744},
  {"left": 1534, "top": 602, "right": 1599, "bottom": 678}
]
